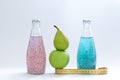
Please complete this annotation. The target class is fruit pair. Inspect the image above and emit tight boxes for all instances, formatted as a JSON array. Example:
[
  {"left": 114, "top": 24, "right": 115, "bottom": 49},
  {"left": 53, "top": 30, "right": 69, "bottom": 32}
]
[{"left": 49, "top": 25, "right": 70, "bottom": 69}]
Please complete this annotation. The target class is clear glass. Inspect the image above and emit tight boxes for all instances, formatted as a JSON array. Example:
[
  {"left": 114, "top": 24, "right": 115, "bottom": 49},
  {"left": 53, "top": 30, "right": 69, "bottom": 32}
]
[
  {"left": 77, "top": 20, "right": 96, "bottom": 69},
  {"left": 81, "top": 20, "right": 92, "bottom": 37},
  {"left": 31, "top": 20, "right": 42, "bottom": 36},
  {"left": 26, "top": 19, "right": 46, "bottom": 74}
]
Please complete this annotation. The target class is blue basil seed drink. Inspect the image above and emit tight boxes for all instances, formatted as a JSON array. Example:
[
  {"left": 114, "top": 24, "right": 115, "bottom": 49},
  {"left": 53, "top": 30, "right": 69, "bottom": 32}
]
[{"left": 77, "top": 20, "right": 96, "bottom": 69}]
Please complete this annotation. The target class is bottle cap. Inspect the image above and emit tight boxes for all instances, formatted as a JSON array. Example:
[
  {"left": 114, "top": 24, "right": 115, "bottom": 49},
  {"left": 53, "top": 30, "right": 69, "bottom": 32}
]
[
  {"left": 83, "top": 20, "right": 91, "bottom": 24},
  {"left": 32, "top": 19, "right": 40, "bottom": 23}
]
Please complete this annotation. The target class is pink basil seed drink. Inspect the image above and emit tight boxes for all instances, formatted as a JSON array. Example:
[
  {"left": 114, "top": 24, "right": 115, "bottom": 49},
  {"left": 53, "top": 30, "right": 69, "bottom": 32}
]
[
  {"left": 26, "top": 19, "right": 46, "bottom": 75},
  {"left": 27, "top": 36, "right": 46, "bottom": 74}
]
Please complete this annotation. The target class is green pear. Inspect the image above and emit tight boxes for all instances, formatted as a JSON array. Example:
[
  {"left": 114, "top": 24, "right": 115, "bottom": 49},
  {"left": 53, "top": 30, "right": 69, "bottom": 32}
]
[{"left": 53, "top": 25, "right": 69, "bottom": 51}]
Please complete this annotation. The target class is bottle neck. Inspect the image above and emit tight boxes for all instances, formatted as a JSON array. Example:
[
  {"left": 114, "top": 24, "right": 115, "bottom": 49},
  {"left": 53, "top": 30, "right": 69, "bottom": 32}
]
[
  {"left": 31, "top": 19, "right": 42, "bottom": 36},
  {"left": 81, "top": 20, "right": 93, "bottom": 37}
]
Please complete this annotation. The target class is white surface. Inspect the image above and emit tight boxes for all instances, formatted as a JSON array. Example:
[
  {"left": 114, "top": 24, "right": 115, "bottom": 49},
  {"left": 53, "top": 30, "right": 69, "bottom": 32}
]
[
  {"left": 0, "top": 0, "right": 120, "bottom": 79},
  {"left": 0, "top": 67, "right": 120, "bottom": 80}
]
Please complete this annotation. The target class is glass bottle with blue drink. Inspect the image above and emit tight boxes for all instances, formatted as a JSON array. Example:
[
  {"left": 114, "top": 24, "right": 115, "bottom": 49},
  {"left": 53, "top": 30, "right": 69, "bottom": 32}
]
[{"left": 77, "top": 20, "right": 96, "bottom": 69}]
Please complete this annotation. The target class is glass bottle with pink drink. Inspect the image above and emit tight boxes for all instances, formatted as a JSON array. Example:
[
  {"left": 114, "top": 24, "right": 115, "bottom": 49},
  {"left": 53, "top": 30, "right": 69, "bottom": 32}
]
[{"left": 26, "top": 19, "right": 46, "bottom": 75}]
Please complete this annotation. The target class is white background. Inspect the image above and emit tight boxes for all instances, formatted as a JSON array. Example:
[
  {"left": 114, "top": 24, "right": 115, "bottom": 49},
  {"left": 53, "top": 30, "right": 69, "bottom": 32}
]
[{"left": 0, "top": 0, "right": 120, "bottom": 79}]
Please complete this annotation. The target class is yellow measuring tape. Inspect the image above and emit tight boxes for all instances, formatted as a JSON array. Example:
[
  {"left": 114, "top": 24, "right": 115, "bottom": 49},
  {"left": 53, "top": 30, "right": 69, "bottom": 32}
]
[{"left": 55, "top": 67, "right": 107, "bottom": 75}]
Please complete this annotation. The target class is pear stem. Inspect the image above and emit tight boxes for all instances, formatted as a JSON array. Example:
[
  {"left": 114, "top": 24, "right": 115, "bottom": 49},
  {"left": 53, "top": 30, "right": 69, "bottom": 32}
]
[{"left": 54, "top": 25, "right": 59, "bottom": 30}]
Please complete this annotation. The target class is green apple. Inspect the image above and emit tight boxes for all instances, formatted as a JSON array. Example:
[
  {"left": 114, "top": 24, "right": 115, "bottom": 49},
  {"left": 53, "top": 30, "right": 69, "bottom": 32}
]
[{"left": 49, "top": 50, "right": 70, "bottom": 69}]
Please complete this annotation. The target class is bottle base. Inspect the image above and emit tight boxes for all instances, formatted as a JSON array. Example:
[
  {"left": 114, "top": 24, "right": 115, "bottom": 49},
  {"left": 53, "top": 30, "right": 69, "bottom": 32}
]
[{"left": 27, "top": 71, "right": 45, "bottom": 75}]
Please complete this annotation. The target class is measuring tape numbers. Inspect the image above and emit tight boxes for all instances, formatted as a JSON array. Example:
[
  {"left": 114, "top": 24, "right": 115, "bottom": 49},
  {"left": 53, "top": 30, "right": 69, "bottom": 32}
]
[{"left": 55, "top": 67, "right": 107, "bottom": 75}]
